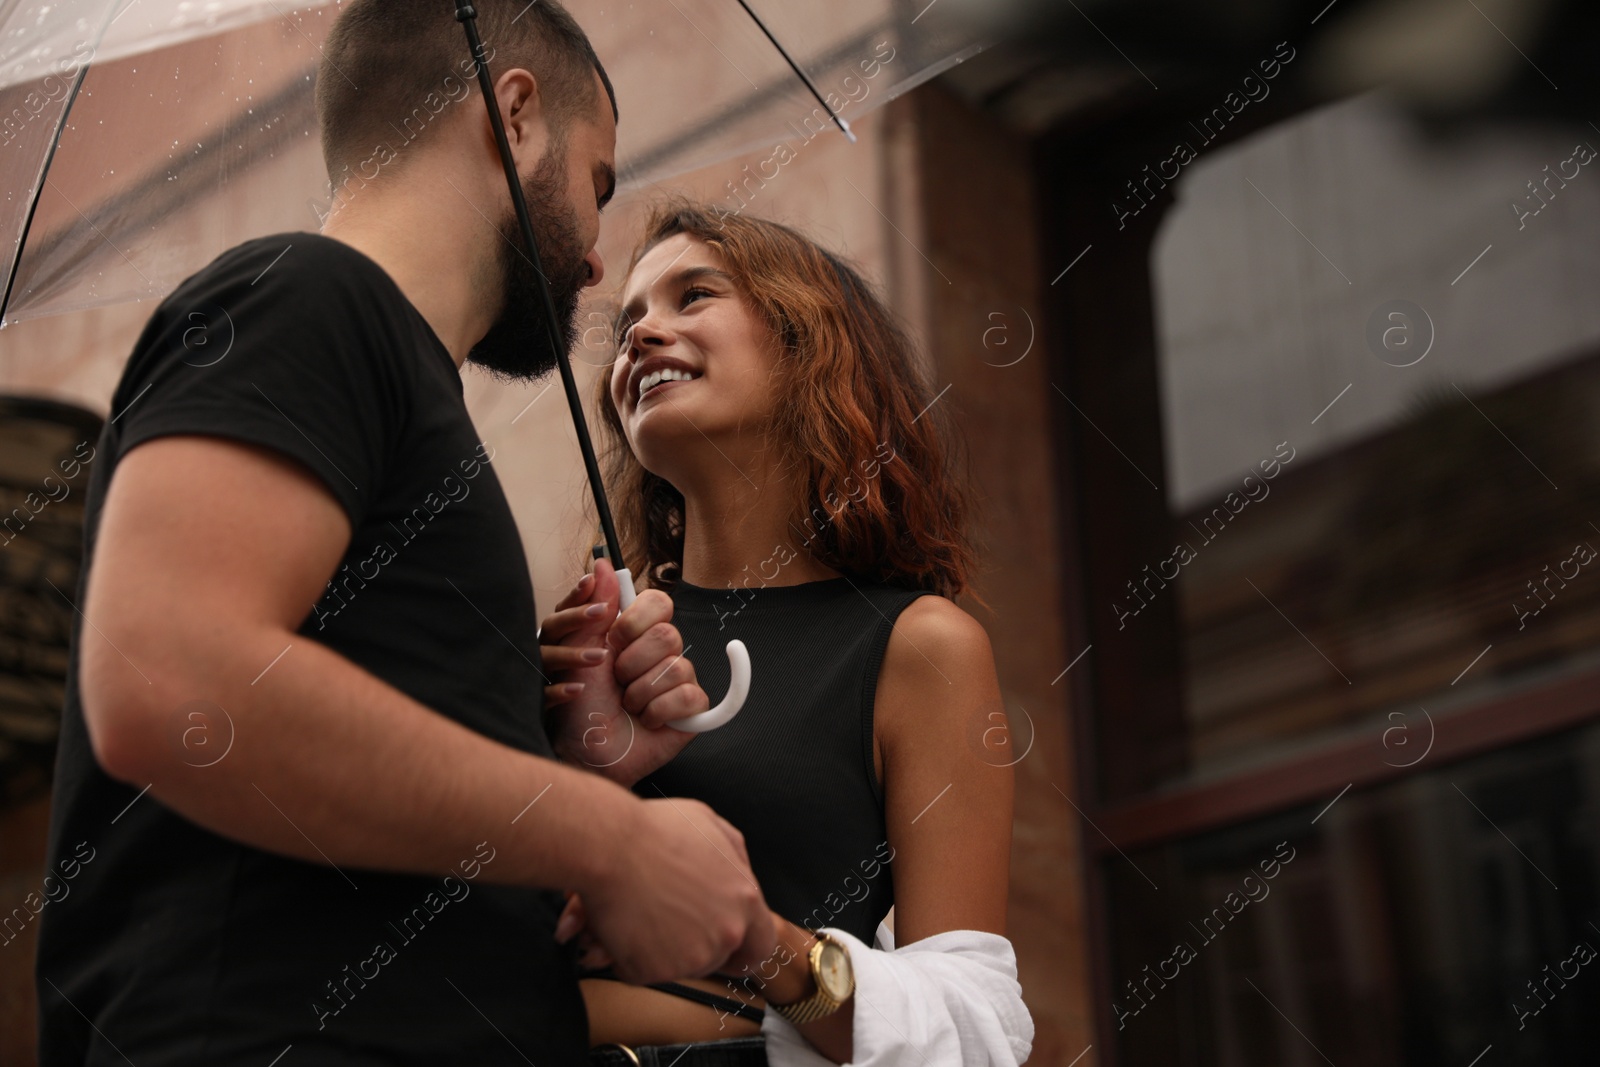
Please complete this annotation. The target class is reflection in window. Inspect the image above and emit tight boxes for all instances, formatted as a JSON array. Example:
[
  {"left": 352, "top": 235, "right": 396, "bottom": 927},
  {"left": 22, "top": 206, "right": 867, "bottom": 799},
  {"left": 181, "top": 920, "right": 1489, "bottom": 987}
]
[
  {"left": 1106, "top": 721, "right": 1600, "bottom": 1067},
  {"left": 1139, "top": 93, "right": 1600, "bottom": 784}
]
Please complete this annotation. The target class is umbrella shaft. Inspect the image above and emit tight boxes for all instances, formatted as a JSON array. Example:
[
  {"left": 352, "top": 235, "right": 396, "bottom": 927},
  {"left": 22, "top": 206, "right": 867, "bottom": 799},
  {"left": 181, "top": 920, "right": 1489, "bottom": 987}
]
[{"left": 454, "top": 0, "right": 626, "bottom": 567}]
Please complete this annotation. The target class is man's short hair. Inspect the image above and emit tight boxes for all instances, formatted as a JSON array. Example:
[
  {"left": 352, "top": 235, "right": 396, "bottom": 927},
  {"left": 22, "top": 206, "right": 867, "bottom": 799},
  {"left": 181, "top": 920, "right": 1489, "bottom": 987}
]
[{"left": 316, "top": 0, "right": 617, "bottom": 180}]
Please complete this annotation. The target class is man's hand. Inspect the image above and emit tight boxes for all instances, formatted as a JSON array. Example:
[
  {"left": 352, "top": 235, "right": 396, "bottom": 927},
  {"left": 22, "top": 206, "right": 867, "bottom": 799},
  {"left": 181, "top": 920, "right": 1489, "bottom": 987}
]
[
  {"left": 563, "top": 797, "right": 777, "bottom": 985},
  {"left": 539, "top": 559, "right": 711, "bottom": 785}
]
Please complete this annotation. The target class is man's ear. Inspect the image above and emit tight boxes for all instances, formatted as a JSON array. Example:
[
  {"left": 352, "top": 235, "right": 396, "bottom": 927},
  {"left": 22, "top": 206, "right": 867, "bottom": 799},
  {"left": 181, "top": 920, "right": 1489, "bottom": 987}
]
[{"left": 492, "top": 66, "right": 552, "bottom": 167}]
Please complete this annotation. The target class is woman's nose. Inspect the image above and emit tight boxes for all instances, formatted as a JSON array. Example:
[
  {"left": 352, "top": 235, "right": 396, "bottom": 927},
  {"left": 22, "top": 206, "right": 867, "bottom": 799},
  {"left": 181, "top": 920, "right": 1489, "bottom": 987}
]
[{"left": 628, "top": 316, "right": 672, "bottom": 354}]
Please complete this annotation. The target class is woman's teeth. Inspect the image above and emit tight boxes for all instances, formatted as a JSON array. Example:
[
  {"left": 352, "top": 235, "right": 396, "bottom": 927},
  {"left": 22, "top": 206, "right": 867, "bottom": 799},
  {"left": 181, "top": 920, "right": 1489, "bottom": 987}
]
[{"left": 638, "top": 368, "right": 698, "bottom": 401}]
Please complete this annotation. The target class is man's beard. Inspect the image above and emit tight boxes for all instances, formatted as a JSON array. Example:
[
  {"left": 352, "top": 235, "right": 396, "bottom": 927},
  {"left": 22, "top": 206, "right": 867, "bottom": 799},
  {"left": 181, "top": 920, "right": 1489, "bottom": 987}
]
[{"left": 466, "top": 143, "right": 589, "bottom": 383}]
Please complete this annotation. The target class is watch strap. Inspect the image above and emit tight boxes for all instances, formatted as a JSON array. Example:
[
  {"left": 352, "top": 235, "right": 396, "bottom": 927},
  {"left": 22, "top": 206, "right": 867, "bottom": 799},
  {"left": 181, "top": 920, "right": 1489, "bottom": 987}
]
[
  {"left": 771, "top": 989, "right": 844, "bottom": 1026},
  {"left": 770, "top": 934, "right": 851, "bottom": 1025}
]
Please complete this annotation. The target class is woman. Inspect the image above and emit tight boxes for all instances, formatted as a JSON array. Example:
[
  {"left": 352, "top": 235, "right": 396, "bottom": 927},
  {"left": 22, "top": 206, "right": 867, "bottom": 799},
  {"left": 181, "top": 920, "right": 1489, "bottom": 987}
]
[{"left": 538, "top": 202, "right": 1032, "bottom": 1066}]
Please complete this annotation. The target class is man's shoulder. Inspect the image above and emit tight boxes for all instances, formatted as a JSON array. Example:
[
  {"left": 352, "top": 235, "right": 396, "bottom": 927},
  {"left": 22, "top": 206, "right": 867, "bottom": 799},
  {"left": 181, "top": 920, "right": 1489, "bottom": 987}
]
[
  {"left": 170, "top": 231, "right": 391, "bottom": 306},
  {"left": 137, "top": 232, "right": 417, "bottom": 369},
  {"left": 119, "top": 232, "right": 421, "bottom": 406}
]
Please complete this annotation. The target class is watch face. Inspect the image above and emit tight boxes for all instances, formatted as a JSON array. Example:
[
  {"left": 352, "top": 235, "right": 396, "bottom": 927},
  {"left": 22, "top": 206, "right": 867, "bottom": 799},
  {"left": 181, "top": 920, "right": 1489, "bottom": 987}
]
[{"left": 816, "top": 939, "right": 854, "bottom": 1000}]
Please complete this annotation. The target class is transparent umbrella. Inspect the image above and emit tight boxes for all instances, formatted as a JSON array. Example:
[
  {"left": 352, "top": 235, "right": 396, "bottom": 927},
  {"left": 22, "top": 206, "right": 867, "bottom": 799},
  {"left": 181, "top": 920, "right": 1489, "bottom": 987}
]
[
  {"left": 0, "top": 0, "right": 989, "bottom": 729},
  {"left": 1, "top": 0, "right": 987, "bottom": 323}
]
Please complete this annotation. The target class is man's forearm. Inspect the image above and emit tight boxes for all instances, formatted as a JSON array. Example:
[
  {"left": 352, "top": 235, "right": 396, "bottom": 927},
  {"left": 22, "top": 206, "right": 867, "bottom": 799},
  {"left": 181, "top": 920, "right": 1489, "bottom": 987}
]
[{"left": 85, "top": 621, "right": 633, "bottom": 895}]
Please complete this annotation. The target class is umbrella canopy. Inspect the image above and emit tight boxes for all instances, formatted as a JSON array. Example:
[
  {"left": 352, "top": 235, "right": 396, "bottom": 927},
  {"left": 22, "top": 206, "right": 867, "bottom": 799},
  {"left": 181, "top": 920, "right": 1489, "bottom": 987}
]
[{"left": 0, "top": 0, "right": 988, "bottom": 325}]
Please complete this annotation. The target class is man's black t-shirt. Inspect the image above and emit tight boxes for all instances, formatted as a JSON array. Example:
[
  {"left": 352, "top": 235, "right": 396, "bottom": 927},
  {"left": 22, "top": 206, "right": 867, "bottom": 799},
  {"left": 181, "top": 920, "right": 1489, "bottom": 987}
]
[{"left": 35, "top": 234, "right": 588, "bottom": 1064}]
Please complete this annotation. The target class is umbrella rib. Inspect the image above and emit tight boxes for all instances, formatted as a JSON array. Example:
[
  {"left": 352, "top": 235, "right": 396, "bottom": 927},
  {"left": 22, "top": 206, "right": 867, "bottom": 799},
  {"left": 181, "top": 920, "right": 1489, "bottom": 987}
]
[
  {"left": 0, "top": 56, "right": 94, "bottom": 323},
  {"left": 11, "top": 70, "right": 317, "bottom": 317},
  {"left": 619, "top": 21, "right": 886, "bottom": 183},
  {"left": 732, "top": 0, "right": 854, "bottom": 142}
]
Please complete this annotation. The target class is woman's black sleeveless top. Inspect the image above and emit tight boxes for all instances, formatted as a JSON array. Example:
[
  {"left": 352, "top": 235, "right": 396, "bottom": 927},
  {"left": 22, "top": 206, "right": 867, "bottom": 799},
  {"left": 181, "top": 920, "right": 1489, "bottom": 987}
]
[{"left": 634, "top": 576, "right": 932, "bottom": 944}]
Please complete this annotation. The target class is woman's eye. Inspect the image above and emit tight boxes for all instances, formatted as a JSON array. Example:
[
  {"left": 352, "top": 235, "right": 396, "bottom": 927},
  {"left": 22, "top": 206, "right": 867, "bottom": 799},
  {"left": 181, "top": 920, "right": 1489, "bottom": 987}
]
[{"left": 681, "top": 286, "right": 712, "bottom": 306}]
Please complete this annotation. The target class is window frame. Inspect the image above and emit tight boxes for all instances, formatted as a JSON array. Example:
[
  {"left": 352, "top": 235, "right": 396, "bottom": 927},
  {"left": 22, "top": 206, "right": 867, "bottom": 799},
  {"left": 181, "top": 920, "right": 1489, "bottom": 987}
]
[{"left": 1034, "top": 94, "right": 1600, "bottom": 1064}]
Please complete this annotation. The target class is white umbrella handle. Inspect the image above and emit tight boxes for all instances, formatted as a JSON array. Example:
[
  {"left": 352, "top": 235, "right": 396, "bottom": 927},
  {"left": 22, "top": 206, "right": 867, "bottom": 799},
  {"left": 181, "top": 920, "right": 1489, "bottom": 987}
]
[{"left": 615, "top": 568, "right": 750, "bottom": 733}]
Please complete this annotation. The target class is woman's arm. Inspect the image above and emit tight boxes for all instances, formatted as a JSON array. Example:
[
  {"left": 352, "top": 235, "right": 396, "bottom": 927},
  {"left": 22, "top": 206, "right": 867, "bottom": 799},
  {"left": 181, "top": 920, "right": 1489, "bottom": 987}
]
[
  {"left": 756, "top": 596, "right": 1015, "bottom": 1062},
  {"left": 876, "top": 596, "right": 1014, "bottom": 944}
]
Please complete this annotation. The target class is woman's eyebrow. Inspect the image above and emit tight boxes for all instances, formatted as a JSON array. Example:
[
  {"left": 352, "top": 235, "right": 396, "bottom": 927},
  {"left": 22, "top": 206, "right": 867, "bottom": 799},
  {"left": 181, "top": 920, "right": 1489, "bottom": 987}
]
[
  {"left": 675, "top": 265, "right": 734, "bottom": 285},
  {"left": 619, "top": 265, "right": 736, "bottom": 327}
]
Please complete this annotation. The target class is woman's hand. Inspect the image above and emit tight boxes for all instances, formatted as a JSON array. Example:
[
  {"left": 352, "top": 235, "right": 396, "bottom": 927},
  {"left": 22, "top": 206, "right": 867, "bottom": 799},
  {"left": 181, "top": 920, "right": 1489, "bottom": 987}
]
[
  {"left": 538, "top": 569, "right": 605, "bottom": 708},
  {"left": 556, "top": 889, "right": 612, "bottom": 970},
  {"left": 538, "top": 558, "right": 713, "bottom": 786}
]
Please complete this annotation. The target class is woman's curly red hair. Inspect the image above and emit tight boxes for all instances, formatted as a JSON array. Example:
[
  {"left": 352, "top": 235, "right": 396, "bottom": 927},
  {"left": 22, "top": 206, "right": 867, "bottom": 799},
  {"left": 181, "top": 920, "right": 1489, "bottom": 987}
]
[{"left": 595, "top": 201, "right": 978, "bottom": 599}]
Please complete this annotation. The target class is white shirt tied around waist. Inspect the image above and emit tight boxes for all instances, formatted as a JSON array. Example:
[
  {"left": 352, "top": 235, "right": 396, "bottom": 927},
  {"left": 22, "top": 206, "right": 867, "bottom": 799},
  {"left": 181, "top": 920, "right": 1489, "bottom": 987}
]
[{"left": 760, "top": 921, "right": 1034, "bottom": 1066}]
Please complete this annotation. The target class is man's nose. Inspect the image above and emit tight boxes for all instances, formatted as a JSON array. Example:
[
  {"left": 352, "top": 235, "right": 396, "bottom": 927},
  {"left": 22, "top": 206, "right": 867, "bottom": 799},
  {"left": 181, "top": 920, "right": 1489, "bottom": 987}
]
[{"left": 583, "top": 248, "right": 605, "bottom": 289}]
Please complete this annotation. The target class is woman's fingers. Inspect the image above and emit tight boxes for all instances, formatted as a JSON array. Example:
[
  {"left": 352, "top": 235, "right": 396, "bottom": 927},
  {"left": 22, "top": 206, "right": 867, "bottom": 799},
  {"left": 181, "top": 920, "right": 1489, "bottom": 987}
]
[
  {"left": 552, "top": 571, "right": 595, "bottom": 613},
  {"left": 542, "top": 645, "right": 608, "bottom": 674},
  {"left": 543, "top": 681, "right": 587, "bottom": 708},
  {"left": 540, "top": 603, "right": 611, "bottom": 644},
  {"left": 541, "top": 565, "right": 622, "bottom": 644},
  {"left": 557, "top": 892, "right": 616, "bottom": 969},
  {"left": 543, "top": 644, "right": 606, "bottom": 708},
  {"left": 577, "top": 936, "right": 614, "bottom": 971},
  {"left": 555, "top": 891, "right": 585, "bottom": 943}
]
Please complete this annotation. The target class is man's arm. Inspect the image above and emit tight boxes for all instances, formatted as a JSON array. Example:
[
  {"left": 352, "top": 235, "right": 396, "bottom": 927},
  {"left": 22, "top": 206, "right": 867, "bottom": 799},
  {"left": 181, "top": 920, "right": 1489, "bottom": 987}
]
[{"left": 80, "top": 434, "right": 775, "bottom": 983}]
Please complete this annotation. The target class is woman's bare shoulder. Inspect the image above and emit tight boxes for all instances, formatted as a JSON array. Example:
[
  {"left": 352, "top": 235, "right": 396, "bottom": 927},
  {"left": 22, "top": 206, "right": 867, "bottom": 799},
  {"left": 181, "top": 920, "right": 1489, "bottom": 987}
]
[
  {"left": 877, "top": 595, "right": 999, "bottom": 739},
  {"left": 888, "top": 595, "right": 994, "bottom": 671}
]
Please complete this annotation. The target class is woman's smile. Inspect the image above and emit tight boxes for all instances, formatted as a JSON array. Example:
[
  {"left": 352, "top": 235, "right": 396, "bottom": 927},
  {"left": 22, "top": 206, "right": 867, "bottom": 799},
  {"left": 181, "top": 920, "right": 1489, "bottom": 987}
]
[
  {"left": 637, "top": 368, "right": 698, "bottom": 402},
  {"left": 629, "top": 354, "right": 703, "bottom": 410}
]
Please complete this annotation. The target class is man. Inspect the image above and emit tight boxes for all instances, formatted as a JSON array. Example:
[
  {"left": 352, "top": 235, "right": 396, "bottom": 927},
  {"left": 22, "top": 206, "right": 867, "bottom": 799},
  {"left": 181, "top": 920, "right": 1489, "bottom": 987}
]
[{"left": 34, "top": 2, "right": 774, "bottom": 1062}]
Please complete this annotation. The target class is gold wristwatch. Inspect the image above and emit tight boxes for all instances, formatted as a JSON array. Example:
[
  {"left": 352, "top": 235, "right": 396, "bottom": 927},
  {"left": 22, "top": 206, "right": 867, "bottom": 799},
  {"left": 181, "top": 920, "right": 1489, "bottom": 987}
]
[{"left": 771, "top": 931, "right": 855, "bottom": 1025}]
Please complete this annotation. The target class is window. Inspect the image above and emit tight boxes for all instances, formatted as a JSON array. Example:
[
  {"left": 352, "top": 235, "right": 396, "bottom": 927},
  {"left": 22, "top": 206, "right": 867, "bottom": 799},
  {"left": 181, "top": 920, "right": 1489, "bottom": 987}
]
[{"left": 1044, "top": 92, "right": 1600, "bottom": 1065}]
